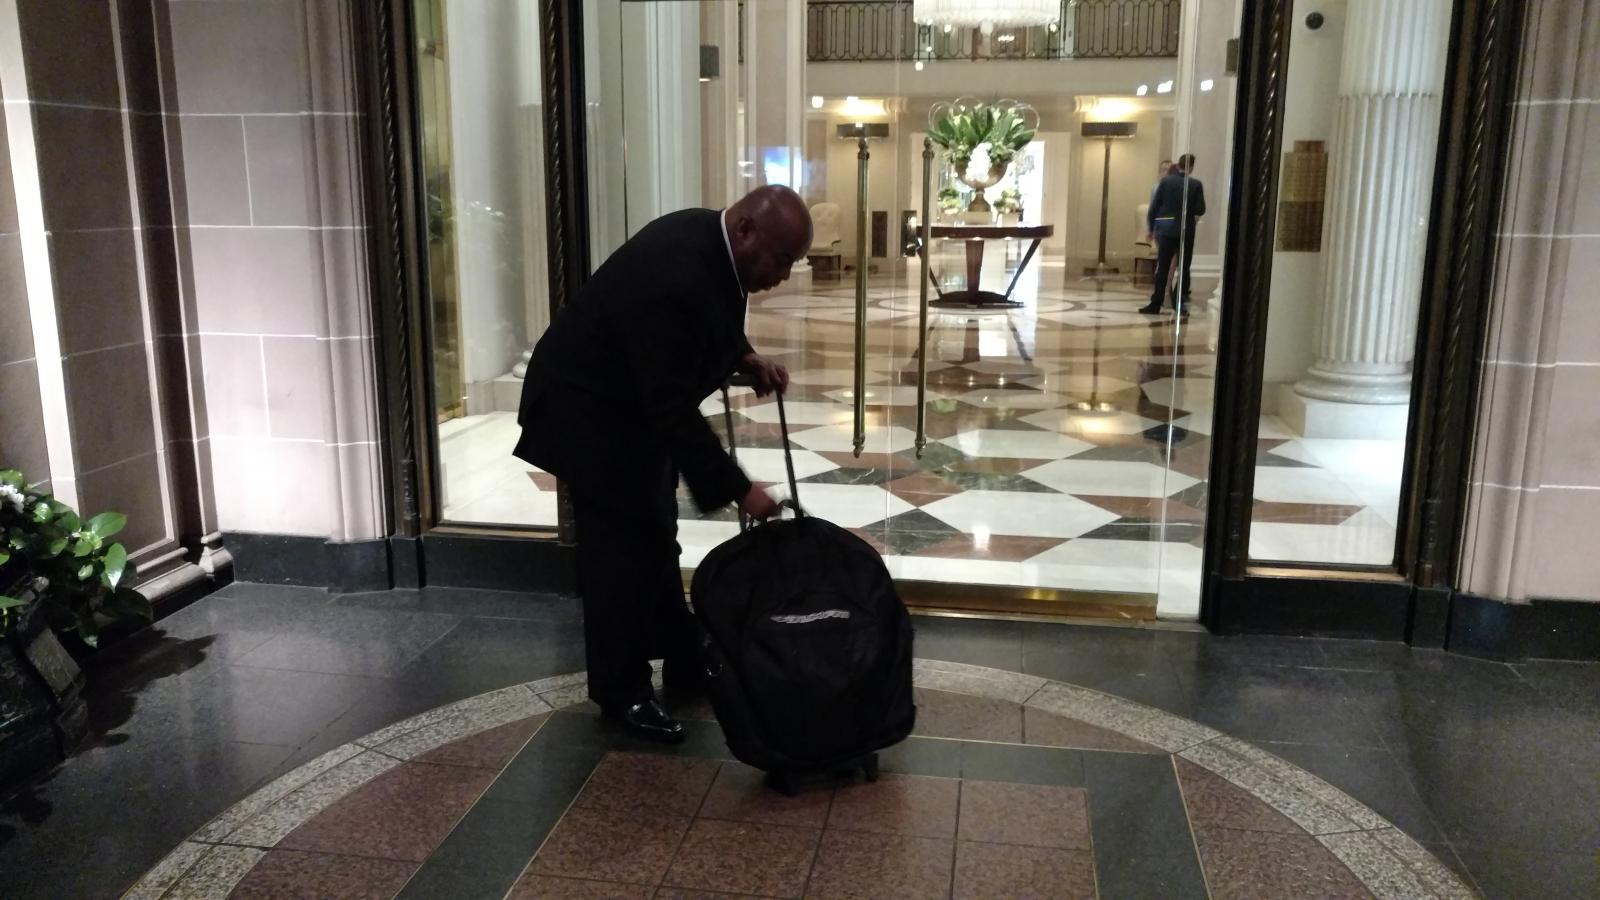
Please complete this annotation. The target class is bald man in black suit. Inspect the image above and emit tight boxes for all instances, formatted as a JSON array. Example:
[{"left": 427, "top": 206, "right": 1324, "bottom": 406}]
[{"left": 514, "top": 186, "right": 812, "bottom": 742}]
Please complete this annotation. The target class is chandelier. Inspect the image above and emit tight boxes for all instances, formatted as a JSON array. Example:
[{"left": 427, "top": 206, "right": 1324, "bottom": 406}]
[{"left": 912, "top": 0, "right": 1060, "bottom": 33}]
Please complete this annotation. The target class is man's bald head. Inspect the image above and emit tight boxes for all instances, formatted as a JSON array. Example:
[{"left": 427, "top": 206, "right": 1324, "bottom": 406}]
[{"left": 725, "top": 185, "right": 813, "bottom": 294}]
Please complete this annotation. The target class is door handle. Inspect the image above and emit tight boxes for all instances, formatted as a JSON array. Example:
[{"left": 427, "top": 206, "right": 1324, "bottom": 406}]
[
  {"left": 916, "top": 136, "right": 933, "bottom": 458},
  {"left": 853, "top": 135, "right": 870, "bottom": 458}
]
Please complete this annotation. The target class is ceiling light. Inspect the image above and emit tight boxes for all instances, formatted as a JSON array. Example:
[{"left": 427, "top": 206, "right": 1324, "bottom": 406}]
[
  {"left": 1156, "top": 80, "right": 1174, "bottom": 94},
  {"left": 914, "top": 0, "right": 1060, "bottom": 31},
  {"left": 1200, "top": 78, "right": 1215, "bottom": 92},
  {"left": 1136, "top": 84, "right": 1149, "bottom": 96},
  {"left": 811, "top": 95, "right": 824, "bottom": 109}
]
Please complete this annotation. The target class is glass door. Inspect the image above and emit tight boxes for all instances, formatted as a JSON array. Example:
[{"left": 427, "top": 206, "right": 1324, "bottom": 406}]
[{"left": 580, "top": 0, "right": 1221, "bottom": 619}]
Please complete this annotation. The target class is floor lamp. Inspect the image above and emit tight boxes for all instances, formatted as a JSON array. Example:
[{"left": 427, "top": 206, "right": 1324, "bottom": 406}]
[{"left": 1081, "top": 120, "right": 1138, "bottom": 277}]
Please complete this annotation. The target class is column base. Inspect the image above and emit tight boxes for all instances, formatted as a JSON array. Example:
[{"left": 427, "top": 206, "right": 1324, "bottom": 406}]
[{"left": 1279, "top": 385, "right": 1410, "bottom": 440}]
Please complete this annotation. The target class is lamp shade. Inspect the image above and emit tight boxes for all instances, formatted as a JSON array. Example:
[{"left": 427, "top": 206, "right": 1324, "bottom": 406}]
[
  {"left": 912, "top": 0, "right": 1059, "bottom": 29},
  {"left": 1081, "top": 121, "right": 1138, "bottom": 139}
]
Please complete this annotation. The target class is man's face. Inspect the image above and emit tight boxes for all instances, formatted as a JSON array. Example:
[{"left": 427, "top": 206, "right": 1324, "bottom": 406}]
[{"left": 733, "top": 218, "right": 808, "bottom": 294}]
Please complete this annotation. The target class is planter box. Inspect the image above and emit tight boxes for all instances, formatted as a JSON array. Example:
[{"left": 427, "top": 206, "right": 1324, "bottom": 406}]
[{"left": 0, "top": 604, "right": 87, "bottom": 790}]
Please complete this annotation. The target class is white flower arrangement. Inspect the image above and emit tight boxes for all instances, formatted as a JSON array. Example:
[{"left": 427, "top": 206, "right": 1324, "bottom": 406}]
[
  {"left": 0, "top": 483, "right": 24, "bottom": 514},
  {"left": 968, "top": 142, "right": 994, "bottom": 175}
]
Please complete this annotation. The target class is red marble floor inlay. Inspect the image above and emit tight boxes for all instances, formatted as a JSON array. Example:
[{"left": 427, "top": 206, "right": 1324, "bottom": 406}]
[
  {"left": 805, "top": 829, "right": 955, "bottom": 900},
  {"left": 514, "top": 753, "right": 1115, "bottom": 899},
  {"left": 227, "top": 848, "right": 416, "bottom": 900},
  {"left": 574, "top": 751, "right": 720, "bottom": 817},
  {"left": 825, "top": 773, "right": 960, "bottom": 840},
  {"left": 957, "top": 780, "right": 1092, "bottom": 850},
  {"left": 911, "top": 688, "right": 1024, "bottom": 743},
  {"left": 662, "top": 818, "right": 820, "bottom": 897},
  {"left": 415, "top": 714, "right": 548, "bottom": 770},
  {"left": 276, "top": 761, "right": 496, "bottom": 863},
  {"left": 953, "top": 840, "right": 1097, "bottom": 900},
  {"left": 698, "top": 762, "right": 832, "bottom": 828},
  {"left": 529, "top": 805, "right": 692, "bottom": 885},
  {"left": 505, "top": 874, "right": 654, "bottom": 899},
  {"left": 1176, "top": 757, "right": 1304, "bottom": 834},
  {"left": 1191, "top": 825, "right": 1373, "bottom": 900}
]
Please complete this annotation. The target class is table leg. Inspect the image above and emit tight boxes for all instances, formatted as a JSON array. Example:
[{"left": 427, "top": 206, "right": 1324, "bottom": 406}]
[
  {"left": 1002, "top": 238, "right": 1045, "bottom": 302},
  {"left": 964, "top": 239, "right": 985, "bottom": 302}
]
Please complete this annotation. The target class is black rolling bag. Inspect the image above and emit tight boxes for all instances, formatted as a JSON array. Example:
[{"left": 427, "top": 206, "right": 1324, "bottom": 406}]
[{"left": 690, "top": 375, "right": 915, "bottom": 794}]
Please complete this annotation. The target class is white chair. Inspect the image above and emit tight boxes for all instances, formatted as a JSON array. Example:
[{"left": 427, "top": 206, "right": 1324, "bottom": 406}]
[{"left": 808, "top": 202, "right": 843, "bottom": 277}]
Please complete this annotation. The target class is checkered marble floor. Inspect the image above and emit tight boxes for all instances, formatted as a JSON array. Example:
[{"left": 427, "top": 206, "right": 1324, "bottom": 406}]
[{"left": 440, "top": 259, "right": 1403, "bottom": 606}]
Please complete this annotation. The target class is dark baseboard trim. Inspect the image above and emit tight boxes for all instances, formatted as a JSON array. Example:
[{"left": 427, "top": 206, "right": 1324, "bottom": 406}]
[
  {"left": 1207, "top": 570, "right": 1600, "bottom": 661},
  {"left": 225, "top": 532, "right": 393, "bottom": 593},
  {"left": 420, "top": 532, "right": 576, "bottom": 594},
  {"left": 1207, "top": 572, "right": 1412, "bottom": 640},
  {"left": 1408, "top": 585, "right": 1451, "bottom": 649},
  {"left": 222, "top": 531, "right": 577, "bottom": 596},
  {"left": 1447, "top": 592, "right": 1600, "bottom": 662}
]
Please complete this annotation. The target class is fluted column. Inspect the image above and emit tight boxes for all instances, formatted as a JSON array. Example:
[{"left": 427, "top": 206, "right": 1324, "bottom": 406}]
[{"left": 1293, "top": 0, "right": 1451, "bottom": 404}]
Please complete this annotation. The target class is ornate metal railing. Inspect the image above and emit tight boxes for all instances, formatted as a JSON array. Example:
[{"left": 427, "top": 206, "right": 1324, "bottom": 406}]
[{"left": 806, "top": 0, "right": 1180, "bottom": 63}]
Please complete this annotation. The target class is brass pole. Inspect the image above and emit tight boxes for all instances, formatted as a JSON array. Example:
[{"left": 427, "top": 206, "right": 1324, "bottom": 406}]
[
  {"left": 854, "top": 135, "right": 870, "bottom": 457},
  {"left": 916, "top": 137, "right": 933, "bottom": 458}
]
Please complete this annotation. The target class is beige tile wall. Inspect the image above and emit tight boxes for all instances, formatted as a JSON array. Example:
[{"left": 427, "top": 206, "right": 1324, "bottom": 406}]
[
  {"left": 2, "top": 0, "right": 168, "bottom": 554},
  {"left": 0, "top": 68, "right": 51, "bottom": 491},
  {"left": 1462, "top": 0, "right": 1600, "bottom": 602},
  {"left": 1, "top": 0, "right": 384, "bottom": 583},
  {"left": 156, "top": 0, "right": 383, "bottom": 541}
]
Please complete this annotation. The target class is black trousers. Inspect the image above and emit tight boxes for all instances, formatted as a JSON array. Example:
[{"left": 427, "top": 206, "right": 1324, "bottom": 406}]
[
  {"left": 570, "top": 458, "right": 699, "bottom": 710},
  {"left": 1150, "top": 220, "right": 1197, "bottom": 310}
]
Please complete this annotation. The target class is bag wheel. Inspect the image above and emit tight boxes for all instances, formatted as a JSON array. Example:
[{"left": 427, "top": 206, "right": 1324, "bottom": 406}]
[
  {"left": 862, "top": 754, "right": 880, "bottom": 782},
  {"left": 765, "top": 770, "right": 800, "bottom": 797}
]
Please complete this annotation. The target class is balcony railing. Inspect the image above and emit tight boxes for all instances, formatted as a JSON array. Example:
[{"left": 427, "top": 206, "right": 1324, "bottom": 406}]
[{"left": 806, "top": 0, "right": 1181, "bottom": 63}]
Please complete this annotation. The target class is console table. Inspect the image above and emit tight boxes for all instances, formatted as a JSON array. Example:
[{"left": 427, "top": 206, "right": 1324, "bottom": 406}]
[{"left": 928, "top": 224, "right": 1055, "bottom": 309}]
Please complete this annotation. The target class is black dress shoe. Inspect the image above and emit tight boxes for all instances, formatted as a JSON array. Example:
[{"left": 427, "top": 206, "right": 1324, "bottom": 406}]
[
  {"left": 1139, "top": 304, "right": 1165, "bottom": 315},
  {"left": 605, "top": 697, "right": 685, "bottom": 743}
]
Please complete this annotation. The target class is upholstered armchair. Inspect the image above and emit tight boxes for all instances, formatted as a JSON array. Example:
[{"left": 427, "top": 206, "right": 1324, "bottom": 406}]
[{"left": 808, "top": 202, "right": 843, "bottom": 277}]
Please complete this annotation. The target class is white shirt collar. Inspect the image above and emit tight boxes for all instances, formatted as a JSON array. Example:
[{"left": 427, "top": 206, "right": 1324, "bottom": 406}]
[{"left": 720, "top": 209, "right": 745, "bottom": 298}]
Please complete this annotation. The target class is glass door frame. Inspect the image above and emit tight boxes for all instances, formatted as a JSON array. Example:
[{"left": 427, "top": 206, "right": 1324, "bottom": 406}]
[
  {"left": 352, "top": 0, "right": 1525, "bottom": 637},
  {"left": 1199, "top": 0, "right": 1528, "bottom": 640}
]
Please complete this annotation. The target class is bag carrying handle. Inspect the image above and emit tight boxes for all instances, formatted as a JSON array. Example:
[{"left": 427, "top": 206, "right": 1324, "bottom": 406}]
[{"left": 723, "top": 373, "right": 803, "bottom": 531}]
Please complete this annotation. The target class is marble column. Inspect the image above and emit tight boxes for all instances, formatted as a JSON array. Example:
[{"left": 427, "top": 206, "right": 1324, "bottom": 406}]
[
  {"left": 1292, "top": 0, "right": 1451, "bottom": 405},
  {"left": 748, "top": 0, "right": 810, "bottom": 277}
]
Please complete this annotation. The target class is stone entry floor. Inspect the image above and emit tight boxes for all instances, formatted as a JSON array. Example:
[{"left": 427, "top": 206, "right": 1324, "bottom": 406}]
[
  {"left": 1, "top": 582, "right": 1597, "bottom": 899},
  {"left": 140, "top": 692, "right": 1433, "bottom": 900}
]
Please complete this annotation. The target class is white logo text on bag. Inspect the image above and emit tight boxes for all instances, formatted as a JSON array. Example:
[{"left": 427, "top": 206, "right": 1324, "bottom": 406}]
[{"left": 770, "top": 610, "right": 851, "bottom": 624}]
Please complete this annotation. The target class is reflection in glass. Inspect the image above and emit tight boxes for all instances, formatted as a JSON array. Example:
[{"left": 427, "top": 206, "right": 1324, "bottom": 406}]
[
  {"left": 1249, "top": 1, "right": 1451, "bottom": 566},
  {"left": 414, "top": 0, "right": 558, "bottom": 527},
  {"left": 412, "top": 0, "right": 1233, "bottom": 617}
]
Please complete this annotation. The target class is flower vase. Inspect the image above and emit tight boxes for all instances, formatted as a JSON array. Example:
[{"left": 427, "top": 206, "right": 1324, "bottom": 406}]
[{"left": 957, "top": 161, "right": 1008, "bottom": 224}]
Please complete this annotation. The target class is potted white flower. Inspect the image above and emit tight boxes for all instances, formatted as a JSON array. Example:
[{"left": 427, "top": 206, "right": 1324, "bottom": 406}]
[{"left": 1, "top": 470, "right": 151, "bottom": 788}]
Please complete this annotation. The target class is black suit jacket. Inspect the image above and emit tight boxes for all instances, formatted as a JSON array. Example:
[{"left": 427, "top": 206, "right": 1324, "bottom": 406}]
[
  {"left": 513, "top": 208, "right": 754, "bottom": 512},
  {"left": 1147, "top": 171, "right": 1206, "bottom": 231}
]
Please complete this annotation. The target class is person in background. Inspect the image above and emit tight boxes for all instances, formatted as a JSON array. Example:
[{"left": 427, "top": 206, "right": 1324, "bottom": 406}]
[
  {"left": 513, "top": 186, "right": 810, "bottom": 742},
  {"left": 1142, "top": 154, "right": 1206, "bottom": 316}
]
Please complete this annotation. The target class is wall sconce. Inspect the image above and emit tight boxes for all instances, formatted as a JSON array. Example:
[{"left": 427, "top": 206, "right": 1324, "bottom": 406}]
[{"left": 836, "top": 123, "right": 890, "bottom": 141}]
